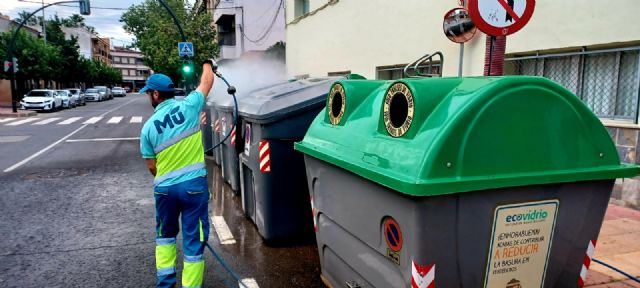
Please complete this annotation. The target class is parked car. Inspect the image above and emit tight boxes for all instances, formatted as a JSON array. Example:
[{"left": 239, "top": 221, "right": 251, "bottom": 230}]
[
  {"left": 20, "top": 89, "right": 62, "bottom": 111},
  {"left": 84, "top": 88, "right": 103, "bottom": 102},
  {"left": 112, "top": 87, "right": 126, "bottom": 97},
  {"left": 65, "top": 88, "right": 85, "bottom": 106},
  {"left": 94, "top": 86, "right": 112, "bottom": 100},
  {"left": 124, "top": 87, "right": 131, "bottom": 93},
  {"left": 56, "top": 90, "right": 75, "bottom": 108}
]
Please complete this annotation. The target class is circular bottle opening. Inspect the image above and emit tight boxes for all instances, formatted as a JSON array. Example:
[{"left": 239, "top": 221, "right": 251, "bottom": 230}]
[
  {"left": 331, "top": 91, "right": 343, "bottom": 119},
  {"left": 383, "top": 83, "right": 415, "bottom": 137},
  {"left": 328, "top": 84, "right": 346, "bottom": 125},
  {"left": 389, "top": 92, "right": 408, "bottom": 128}
]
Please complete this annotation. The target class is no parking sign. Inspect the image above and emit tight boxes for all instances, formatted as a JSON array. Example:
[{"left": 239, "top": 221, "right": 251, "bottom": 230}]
[{"left": 468, "top": 0, "right": 535, "bottom": 36}]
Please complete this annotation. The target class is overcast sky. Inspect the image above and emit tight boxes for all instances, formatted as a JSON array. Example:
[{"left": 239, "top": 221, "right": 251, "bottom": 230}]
[{"left": 0, "top": 0, "right": 167, "bottom": 46}]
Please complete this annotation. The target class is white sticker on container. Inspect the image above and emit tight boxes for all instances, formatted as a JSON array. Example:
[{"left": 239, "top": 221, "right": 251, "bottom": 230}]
[
  {"left": 244, "top": 123, "right": 251, "bottom": 156},
  {"left": 484, "top": 200, "right": 559, "bottom": 288}
]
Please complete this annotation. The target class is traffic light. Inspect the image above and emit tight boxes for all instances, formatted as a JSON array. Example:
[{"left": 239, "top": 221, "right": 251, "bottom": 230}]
[
  {"left": 79, "top": 0, "right": 91, "bottom": 15},
  {"left": 12, "top": 57, "right": 18, "bottom": 73},
  {"left": 182, "top": 62, "right": 193, "bottom": 74},
  {"left": 3, "top": 61, "right": 11, "bottom": 73}
]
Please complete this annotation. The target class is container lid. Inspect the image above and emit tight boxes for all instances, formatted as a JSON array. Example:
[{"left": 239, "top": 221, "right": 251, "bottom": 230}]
[
  {"left": 236, "top": 77, "right": 343, "bottom": 123},
  {"left": 295, "top": 76, "right": 640, "bottom": 197}
]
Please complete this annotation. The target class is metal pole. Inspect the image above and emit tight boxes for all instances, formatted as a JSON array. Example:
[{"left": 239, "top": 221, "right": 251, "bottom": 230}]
[
  {"left": 487, "top": 36, "right": 495, "bottom": 76},
  {"left": 458, "top": 43, "right": 464, "bottom": 77}
]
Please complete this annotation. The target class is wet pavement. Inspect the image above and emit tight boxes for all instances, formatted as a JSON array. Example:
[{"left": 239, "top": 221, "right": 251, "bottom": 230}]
[{"left": 204, "top": 161, "right": 324, "bottom": 288}]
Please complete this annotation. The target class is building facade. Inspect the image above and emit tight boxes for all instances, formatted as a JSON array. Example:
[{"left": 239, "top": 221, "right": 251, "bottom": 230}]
[
  {"left": 92, "top": 36, "right": 111, "bottom": 65},
  {"left": 285, "top": 0, "right": 640, "bottom": 209},
  {"left": 110, "top": 46, "right": 152, "bottom": 91},
  {"left": 62, "top": 26, "right": 93, "bottom": 59},
  {"left": 211, "top": 0, "right": 285, "bottom": 59}
]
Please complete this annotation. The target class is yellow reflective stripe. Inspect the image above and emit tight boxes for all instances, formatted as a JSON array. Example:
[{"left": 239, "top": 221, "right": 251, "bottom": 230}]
[
  {"left": 199, "top": 219, "right": 204, "bottom": 242},
  {"left": 155, "top": 131, "right": 204, "bottom": 179},
  {"left": 156, "top": 244, "right": 177, "bottom": 269},
  {"left": 182, "top": 260, "right": 204, "bottom": 287}
]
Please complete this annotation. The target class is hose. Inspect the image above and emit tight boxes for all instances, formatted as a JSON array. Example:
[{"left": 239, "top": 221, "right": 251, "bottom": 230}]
[
  {"left": 204, "top": 72, "right": 238, "bottom": 153},
  {"left": 592, "top": 258, "right": 640, "bottom": 284},
  {"left": 205, "top": 241, "right": 248, "bottom": 288}
]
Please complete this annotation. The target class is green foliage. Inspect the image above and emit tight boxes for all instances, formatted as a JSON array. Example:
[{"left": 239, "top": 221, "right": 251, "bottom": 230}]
[{"left": 121, "top": 0, "right": 219, "bottom": 84}]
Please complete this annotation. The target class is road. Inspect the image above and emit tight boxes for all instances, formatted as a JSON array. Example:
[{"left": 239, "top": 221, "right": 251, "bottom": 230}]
[{"left": 0, "top": 95, "right": 323, "bottom": 287}]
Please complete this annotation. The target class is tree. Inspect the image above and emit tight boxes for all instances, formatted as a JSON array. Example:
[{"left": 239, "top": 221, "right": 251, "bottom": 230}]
[
  {"left": 121, "top": 0, "right": 219, "bottom": 84},
  {"left": 16, "top": 11, "right": 38, "bottom": 26},
  {"left": 62, "top": 14, "right": 86, "bottom": 28}
]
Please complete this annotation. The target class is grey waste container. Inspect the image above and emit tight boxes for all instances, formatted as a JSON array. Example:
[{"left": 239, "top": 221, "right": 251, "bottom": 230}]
[
  {"left": 238, "top": 77, "right": 344, "bottom": 242},
  {"left": 295, "top": 77, "right": 640, "bottom": 287},
  {"left": 214, "top": 96, "right": 242, "bottom": 192},
  {"left": 202, "top": 104, "right": 213, "bottom": 156},
  {"left": 208, "top": 103, "right": 222, "bottom": 166}
]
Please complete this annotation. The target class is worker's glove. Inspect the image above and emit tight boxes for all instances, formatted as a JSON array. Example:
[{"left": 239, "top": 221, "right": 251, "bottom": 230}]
[{"left": 203, "top": 59, "right": 218, "bottom": 72}]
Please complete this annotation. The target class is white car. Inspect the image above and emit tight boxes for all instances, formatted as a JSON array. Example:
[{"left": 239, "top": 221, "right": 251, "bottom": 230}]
[
  {"left": 20, "top": 89, "right": 63, "bottom": 111},
  {"left": 84, "top": 88, "right": 103, "bottom": 102},
  {"left": 56, "top": 90, "right": 75, "bottom": 108}
]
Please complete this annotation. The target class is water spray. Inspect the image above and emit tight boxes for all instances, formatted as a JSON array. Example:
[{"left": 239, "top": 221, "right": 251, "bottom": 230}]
[{"left": 204, "top": 61, "right": 238, "bottom": 153}]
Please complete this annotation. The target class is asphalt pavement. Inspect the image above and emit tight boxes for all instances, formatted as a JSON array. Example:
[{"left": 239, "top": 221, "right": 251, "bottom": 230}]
[{"left": 0, "top": 95, "right": 323, "bottom": 287}]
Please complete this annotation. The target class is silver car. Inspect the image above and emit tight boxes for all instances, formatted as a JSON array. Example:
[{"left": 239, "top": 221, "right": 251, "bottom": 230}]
[
  {"left": 84, "top": 88, "right": 103, "bottom": 102},
  {"left": 93, "top": 86, "right": 112, "bottom": 100},
  {"left": 65, "top": 88, "right": 86, "bottom": 106}
]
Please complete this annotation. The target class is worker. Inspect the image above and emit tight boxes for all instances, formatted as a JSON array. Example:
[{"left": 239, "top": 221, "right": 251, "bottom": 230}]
[{"left": 139, "top": 59, "right": 216, "bottom": 288}]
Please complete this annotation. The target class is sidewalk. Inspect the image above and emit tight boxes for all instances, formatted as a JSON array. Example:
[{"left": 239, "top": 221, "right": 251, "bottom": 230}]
[
  {"left": 0, "top": 107, "right": 36, "bottom": 117},
  {"left": 585, "top": 204, "right": 640, "bottom": 287}
]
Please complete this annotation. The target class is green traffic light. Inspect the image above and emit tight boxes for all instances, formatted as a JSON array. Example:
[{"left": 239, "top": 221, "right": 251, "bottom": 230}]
[{"left": 182, "top": 65, "right": 191, "bottom": 73}]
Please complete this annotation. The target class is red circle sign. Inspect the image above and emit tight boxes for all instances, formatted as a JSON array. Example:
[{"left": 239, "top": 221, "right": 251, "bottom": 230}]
[
  {"left": 468, "top": 0, "right": 535, "bottom": 36},
  {"left": 384, "top": 218, "right": 403, "bottom": 252}
]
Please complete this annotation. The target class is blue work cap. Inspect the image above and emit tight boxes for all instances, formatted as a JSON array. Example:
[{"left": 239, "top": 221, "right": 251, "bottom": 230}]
[{"left": 139, "top": 74, "right": 175, "bottom": 93}]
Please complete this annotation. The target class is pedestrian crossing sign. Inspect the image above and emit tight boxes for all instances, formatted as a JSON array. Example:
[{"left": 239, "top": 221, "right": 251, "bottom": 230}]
[{"left": 178, "top": 42, "right": 194, "bottom": 57}]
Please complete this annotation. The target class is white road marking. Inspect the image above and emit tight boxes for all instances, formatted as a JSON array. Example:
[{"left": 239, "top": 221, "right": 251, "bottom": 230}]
[
  {"left": 83, "top": 117, "right": 103, "bottom": 124},
  {"left": 130, "top": 116, "right": 143, "bottom": 123},
  {"left": 6, "top": 118, "right": 40, "bottom": 126},
  {"left": 33, "top": 118, "right": 61, "bottom": 125},
  {"left": 211, "top": 216, "right": 236, "bottom": 245},
  {"left": 239, "top": 278, "right": 259, "bottom": 288},
  {"left": 0, "top": 118, "right": 16, "bottom": 123},
  {"left": 4, "top": 98, "right": 138, "bottom": 173},
  {"left": 57, "top": 117, "right": 82, "bottom": 125},
  {"left": 66, "top": 137, "right": 139, "bottom": 142},
  {"left": 107, "top": 116, "right": 123, "bottom": 124}
]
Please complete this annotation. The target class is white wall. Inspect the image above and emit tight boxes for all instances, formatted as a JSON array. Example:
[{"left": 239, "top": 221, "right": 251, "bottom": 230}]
[
  {"left": 214, "top": 0, "right": 286, "bottom": 59},
  {"left": 285, "top": 0, "right": 640, "bottom": 79},
  {"left": 62, "top": 27, "right": 93, "bottom": 59}
]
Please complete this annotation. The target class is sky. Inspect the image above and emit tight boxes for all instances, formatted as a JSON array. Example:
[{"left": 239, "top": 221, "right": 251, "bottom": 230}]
[{"left": 0, "top": 0, "right": 155, "bottom": 46}]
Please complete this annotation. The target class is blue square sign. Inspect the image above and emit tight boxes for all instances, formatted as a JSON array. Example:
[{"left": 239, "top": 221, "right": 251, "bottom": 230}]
[{"left": 178, "top": 42, "right": 194, "bottom": 57}]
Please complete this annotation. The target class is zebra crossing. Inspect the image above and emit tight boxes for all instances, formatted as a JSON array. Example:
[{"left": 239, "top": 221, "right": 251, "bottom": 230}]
[{"left": 1, "top": 116, "right": 147, "bottom": 127}]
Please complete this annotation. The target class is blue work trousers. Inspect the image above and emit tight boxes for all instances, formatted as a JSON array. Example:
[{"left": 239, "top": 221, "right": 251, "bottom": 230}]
[{"left": 154, "top": 176, "right": 210, "bottom": 288}]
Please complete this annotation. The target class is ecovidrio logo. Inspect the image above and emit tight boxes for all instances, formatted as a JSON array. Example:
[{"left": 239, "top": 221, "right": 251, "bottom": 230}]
[{"left": 505, "top": 209, "right": 548, "bottom": 223}]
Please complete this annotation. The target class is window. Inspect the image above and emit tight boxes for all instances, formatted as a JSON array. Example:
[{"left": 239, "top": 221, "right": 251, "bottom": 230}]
[
  {"left": 129, "top": 69, "right": 136, "bottom": 76},
  {"left": 216, "top": 14, "right": 236, "bottom": 46},
  {"left": 506, "top": 48, "right": 640, "bottom": 122},
  {"left": 128, "top": 57, "right": 135, "bottom": 64},
  {"left": 122, "top": 69, "right": 129, "bottom": 76},
  {"left": 114, "top": 56, "right": 121, "bottom": 63},
  {"left": 376, "top": 64, "right": 441, "bottom": 80},
  {"left": 294, "top": 0, "right": 310, "bottom": 18}
]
